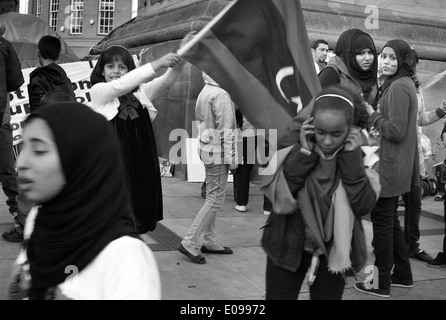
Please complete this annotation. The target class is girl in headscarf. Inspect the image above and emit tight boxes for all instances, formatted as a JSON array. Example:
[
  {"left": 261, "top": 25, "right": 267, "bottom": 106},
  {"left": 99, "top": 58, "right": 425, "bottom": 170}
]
[
  {"left": 89, "top": 32, "right": 194, "bottom": 233},
  {"left": 355, "top": 39, "right": 418, "bottom": 298},
  {"left": 10, "top": 102, "right": 161, "bottom": 300},
  {"left": 319, "top": 29, "right": 378, "bottom": 106}
]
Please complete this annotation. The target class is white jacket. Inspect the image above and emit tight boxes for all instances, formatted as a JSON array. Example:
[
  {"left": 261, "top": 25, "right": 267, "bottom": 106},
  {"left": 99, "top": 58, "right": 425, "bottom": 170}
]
[{"left": 89, "top": 62, "right": 183, "bottom": 121}]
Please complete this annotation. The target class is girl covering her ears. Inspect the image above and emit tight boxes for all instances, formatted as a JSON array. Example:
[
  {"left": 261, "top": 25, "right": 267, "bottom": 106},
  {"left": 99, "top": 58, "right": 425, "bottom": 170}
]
[
  {"left": 261, "top": 85, "right": 380, "bottom": 300},
  {"left": 10, "top": 102, "right": 160, "bottom": 300},
  {"left": 88, "top": 32, "right": 195, "bottom": 233}
]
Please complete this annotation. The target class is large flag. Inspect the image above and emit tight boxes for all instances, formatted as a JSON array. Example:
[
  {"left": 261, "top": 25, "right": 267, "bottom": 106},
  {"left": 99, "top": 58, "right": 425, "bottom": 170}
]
[{"left": 181, "top": 0, "right": 321, "bottom": 147}]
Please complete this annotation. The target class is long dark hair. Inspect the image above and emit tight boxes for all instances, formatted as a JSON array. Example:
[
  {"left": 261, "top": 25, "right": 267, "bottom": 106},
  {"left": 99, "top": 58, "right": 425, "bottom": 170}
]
[{"left": 90, "top": 46, "right": 136, "bottom": 86}]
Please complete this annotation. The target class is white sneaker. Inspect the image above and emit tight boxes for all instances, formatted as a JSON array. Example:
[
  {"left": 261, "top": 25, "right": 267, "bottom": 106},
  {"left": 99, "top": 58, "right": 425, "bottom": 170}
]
[
  {"left": 235, "top": 205, "right": 246, "bottom": 212},
  {"left": 264, "top": 210, "right": 271, "bottom": 216}
]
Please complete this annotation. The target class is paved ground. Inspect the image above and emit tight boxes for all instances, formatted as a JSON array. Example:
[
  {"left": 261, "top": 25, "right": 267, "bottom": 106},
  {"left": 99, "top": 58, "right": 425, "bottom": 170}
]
[{"left": 0, "top": 174, "right": 445, "bottom": 300}]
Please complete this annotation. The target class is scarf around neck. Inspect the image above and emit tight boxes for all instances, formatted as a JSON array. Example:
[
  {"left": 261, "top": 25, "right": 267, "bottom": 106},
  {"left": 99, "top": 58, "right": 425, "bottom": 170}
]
[
  {"left": 297, "top": 148, "right": 367, "bottom": 274},
  {"left": 25, "top": 102, "right": 137, "bottom": 299}
]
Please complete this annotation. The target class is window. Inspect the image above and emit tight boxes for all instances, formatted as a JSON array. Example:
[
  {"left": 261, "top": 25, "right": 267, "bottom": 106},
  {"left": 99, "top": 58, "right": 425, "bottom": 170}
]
[
  {"left": 36, "top": 0, "right": 42, "bottom": 17},
  {"left": 70, "top": 0, "right": 84, "bottom": 34},
  {"left": 49, "top": 0, "right": 59, "bottom": 31},
  {"left": 98, "top": 0, "right": 114, "bottom": 35}
]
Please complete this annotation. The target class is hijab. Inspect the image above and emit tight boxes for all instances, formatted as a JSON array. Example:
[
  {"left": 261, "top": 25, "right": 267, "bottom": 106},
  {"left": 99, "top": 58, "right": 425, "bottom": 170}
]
[
  {"left": 334, "top": 29, "right": 378, "bottom": 93},
  {"left": 25, "top": 102, "right": 138, "bottom": 299},
  {"left": 379, "top": 39, "right": 417, "bottom": 95}
]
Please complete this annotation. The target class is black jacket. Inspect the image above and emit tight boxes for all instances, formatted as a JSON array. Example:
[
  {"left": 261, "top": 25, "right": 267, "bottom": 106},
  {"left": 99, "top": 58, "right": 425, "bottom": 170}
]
[
  {"left": 28, "top": 63, "right": 75, "bottom": 113},
  {"left": 0, "top": 37, "right": 24, "bottom": 124}
]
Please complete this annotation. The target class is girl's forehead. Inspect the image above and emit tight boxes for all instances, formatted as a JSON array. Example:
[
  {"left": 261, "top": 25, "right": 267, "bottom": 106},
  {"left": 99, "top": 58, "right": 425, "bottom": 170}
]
[
  {"left": 382, "top": 47, "right": 396, "bottom": 55},
  {"left": 314, "top": 109, "right": 349, "bottom": 124},
  {"left": 314, "top": 107, "right": 345, "bottom": 116},
  {"left": 105, "top": 55, "right": 126, "bottom": 64}
]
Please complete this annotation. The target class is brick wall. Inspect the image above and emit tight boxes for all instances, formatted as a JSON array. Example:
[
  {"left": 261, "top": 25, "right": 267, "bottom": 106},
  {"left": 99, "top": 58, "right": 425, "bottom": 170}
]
[{"left": 27, "top": 0, "right": 133, "bottom": 59}]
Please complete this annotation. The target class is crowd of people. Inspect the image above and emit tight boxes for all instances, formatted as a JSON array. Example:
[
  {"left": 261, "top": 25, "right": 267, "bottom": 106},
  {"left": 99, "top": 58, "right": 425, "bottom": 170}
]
[{"left": 0, "top": 21, "right": 445, "bottom": 300}]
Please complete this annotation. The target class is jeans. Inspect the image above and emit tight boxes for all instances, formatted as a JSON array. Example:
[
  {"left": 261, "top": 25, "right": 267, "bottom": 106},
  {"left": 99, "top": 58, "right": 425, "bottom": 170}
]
[
  {"left": 371, "top": 196, "right": 413, "bottom": 289},
  {"left": 402, "top": 181, "right": 422, "bottom": 254},
  {"left": 233, "top": 164, "right": 253, "bottom": 206},
  {"left": 266, "top": 254, "right": 345, "bottom": 300},
  {"left": 182, "top": 163, "right": 229, "bottom": 248}
]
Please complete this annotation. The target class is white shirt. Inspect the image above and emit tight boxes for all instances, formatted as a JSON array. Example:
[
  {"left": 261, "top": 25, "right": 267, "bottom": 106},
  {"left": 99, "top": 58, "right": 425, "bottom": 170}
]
[
  {"left": 17, "top": 207, "right": 161, "bottom": 300},
  {"left": 89, "top": 62, "right": 183, "bottom": 121},
  {"left": 59, "top": 236, "right": 161, "bottom": 300},
  {"left": 314, "top": 61, "right": 321, "bottom": 74}
]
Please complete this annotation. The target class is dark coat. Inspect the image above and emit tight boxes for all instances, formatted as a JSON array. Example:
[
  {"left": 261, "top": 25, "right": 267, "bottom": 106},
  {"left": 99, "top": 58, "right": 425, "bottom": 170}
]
[
  {"left": 28, "top": 63, "right": 75, "bottom": 113},
  {"left": 369, "top": 77, "right": 420, "bottom": 197},
  {"left": 0, "top": 36, "right": 24, "bottom": 124}
]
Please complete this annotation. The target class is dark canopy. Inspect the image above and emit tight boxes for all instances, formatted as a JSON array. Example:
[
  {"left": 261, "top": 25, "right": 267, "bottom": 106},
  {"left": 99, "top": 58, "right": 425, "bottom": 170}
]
[{"left": 0, "top": 12, "right": 79, "bottom": 68}]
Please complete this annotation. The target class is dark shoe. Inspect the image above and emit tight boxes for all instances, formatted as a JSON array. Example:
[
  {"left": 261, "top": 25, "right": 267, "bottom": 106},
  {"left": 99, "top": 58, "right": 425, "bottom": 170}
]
[
  {"left": 178, "top": 244, "right": 206, "bottom": 264},
  {"left": 1, "top": 227, "right": 24, "bottom": 243},
  {"left": 410, "top": 249, "right": 433, "bottom": 263},
  {"left": 427, "top": 253, "right": 446, "bottom": 268},
  {"left": 201, "top": 245, "right": 233, "bottom": 254},
  {"left": 354, "top": 282, "right": 390, "bottom": 298},
  {"left": 391, "top": 276, "right": 413, "bottom": 288}
]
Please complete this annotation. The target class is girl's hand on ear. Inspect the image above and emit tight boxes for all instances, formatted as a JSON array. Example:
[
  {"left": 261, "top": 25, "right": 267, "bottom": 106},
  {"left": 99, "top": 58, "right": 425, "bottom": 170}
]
[
  {"left": 300, "top": 117, "right": 315, "bottom": 151},
  {"left": 343, "top": 127, "right": 362, "bottom": 151}
]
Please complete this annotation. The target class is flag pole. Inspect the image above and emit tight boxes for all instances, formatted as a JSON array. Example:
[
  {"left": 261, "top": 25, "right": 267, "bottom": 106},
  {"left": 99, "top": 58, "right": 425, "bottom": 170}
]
[
  {"left": 423, "top": 69, "right": 446, "bottom": 89},
  {"left": 177, "top": 0, "right": 238, "bottom": 56}
]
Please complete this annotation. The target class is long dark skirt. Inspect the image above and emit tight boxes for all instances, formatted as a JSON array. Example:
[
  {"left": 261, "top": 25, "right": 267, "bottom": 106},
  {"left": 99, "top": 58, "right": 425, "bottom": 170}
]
[{"left": 110, "top": 105, "right": 162, "bottom": 233}]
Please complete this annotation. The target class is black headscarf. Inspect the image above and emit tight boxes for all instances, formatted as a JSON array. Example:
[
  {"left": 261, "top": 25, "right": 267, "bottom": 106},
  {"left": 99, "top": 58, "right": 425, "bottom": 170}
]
[
  {"left": 25, "top": 102, "right": 137, "bottom": 299},
  {"left": 334, "top": 29, "right": 378, "bottom": 93},
  {"left": 379, "top": 39, "right": 417, "bottom": 95}
]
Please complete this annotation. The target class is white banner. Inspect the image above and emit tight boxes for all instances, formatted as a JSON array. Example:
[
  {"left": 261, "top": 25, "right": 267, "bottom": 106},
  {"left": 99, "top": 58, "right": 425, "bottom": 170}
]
[{"left": 9, "top": 60, "right": 97, "bottom": 145}]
